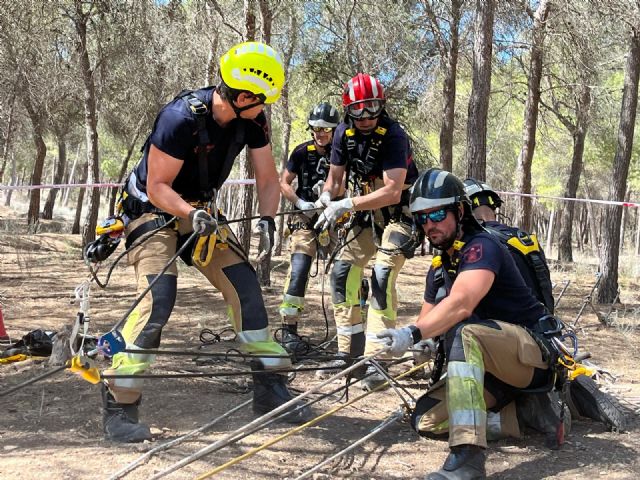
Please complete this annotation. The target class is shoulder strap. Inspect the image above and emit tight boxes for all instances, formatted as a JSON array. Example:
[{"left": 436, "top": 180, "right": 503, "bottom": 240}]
[
  {"left": 485, "top": 225, "right": 555, "bottom": 312},
  {"left": 178, "top": 91, "right": 212, "bottom": 198}
]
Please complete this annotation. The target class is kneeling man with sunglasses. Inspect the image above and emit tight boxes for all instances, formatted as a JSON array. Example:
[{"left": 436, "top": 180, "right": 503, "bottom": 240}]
[
  {"left": 377, "top": 168, "right": 563, "bottom": 479},
  {"left": 314, "top": 73, "right": 420, "bottom": 390}
]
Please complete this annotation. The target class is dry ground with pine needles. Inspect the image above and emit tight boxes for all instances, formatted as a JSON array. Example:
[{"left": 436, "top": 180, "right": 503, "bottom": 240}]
[{"left": 1, "top": 204, "right": 639, "bottom": 479}]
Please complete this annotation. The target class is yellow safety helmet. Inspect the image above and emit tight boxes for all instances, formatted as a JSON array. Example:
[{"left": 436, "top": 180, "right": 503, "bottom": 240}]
[{"left": 219, "top": 41, "right": 285, "bottom": 104}]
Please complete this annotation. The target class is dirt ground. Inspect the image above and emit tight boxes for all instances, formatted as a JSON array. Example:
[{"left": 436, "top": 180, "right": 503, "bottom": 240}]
[{"left": 1, "top": 207, "right": 639, "bottom": 480}]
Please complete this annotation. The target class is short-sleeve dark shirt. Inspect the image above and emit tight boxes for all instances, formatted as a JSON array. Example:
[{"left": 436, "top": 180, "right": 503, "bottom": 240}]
[
  {"left": 286, "top": 140, "right": 331, "bottom": 202},
  {"left": 424, "top": 230, "right": 546, "bottom": 329},
  {"left": 131, "top": 87, "right": 270, "bottom": 201},
  {"left": 330, "top": 115, "right": 419, "bottom": 185}
]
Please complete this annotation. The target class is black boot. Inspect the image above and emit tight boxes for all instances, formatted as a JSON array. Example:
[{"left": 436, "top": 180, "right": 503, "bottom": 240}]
[
  {"left": 250, "top": 361, "right": 313, "bottom": 424},
  {"left": 360, "top": 361, "right": 390, "bottom": 392},
  {"left": 426, "top": 445, "right": 486, "bottom": 480},
  {"left": 516, "top": 391, "right": 570, "bottom": 449},
  {"left": 280, "top": 323, "right": 310, "bottom": 358},
  {"left": 102, "top": 384, "right": 152, "bottom": 443}
]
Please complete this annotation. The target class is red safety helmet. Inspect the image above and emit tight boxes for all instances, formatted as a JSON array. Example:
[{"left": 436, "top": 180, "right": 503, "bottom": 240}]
[{"left": 342, "top": 73, "right": 386, "bottom": 119}]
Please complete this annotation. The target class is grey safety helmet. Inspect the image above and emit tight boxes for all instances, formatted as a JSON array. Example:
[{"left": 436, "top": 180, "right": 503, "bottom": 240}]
[
  {"left": 411, "top": 169, "right": 484, "bottom": 241},
  {"left": 463, "top": 177, "right": 503, "bottom": 210},
  {"left": 308, "top": 102, "right": 340, "bottom": 128},
  {"left": 410, "top": 168, "right": 471, "bottom": 214}
]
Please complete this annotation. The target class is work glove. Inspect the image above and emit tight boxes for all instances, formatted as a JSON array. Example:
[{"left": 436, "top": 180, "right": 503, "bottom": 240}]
[
  {"left": 294, "top": 198, "right": 318, "bottom": 219},
  {"left": 189, "top": 209, "right": 217, "bottom": 236},
  {"left": 314, "top": 197, "right": 353, "bottom": 231},
  {"left": 317, "top": 191, "right": 332, "bottom": 207},
  {"left": 376, "top": 326, "right": 415, "bottom": 357},
  {"left": 413, "top": 338, "right": 438, "bottom": 363},
  {"left": 253, "top": 216, "right": 276, "bottom": 254},
  {"left": 312, "top": 180, "right": 325, "bottom": 199}
]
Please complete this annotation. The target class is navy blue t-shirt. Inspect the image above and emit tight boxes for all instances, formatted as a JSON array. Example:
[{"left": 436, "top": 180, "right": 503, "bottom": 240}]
[
  {"left": 131, "top": 87, "right": 270, "bottom": 200},
  {"left": 424, "top": 231, "right": 546, "bottom": 329},
  {"left": 286, "top": 140, "right": 331, "bottom": 202},
  {"left": 330, "top": 115, "right": 419, "bottom": 185}
]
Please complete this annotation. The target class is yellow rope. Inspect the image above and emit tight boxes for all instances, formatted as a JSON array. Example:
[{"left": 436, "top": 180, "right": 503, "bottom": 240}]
[{"left": 193, "top": 360, "right": 428, "bottom": 480}]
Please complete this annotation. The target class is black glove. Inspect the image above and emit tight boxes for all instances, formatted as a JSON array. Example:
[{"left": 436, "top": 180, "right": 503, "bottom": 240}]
[
  {"left": 253, "top": 215, "right": 276, "bottom": 253},
  {"left": 189, "top": 209, "right": 217, "bottom": 236}
]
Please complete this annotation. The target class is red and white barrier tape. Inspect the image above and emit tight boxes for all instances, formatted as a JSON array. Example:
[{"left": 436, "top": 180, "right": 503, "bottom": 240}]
[
  {"left": 0, "top": 180, "right": 637, "bottom": 208},
  {"left": 496, "top": 190, "right": 640, "bottom": 208},
  {"left": 0, "top": 179, "right": 256, "bottom": 191}
]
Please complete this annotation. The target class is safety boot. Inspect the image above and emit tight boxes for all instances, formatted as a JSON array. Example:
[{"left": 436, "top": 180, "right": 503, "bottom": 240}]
[
  {"left": 425, "top": 445, "right": 486, "bottom": 480},
  {"left": 360, "top": 362, "right": 390, "bottom": 392},
  {"left": 516, "top": 391, "right": 570, "bottom": 449},
  {"left": 101, "top": 384, "right": 152, "bottom": 443},
  {"left": 250, "top": 361, "right": 313, "bottom": 424},
  {"left": 315, "top": 352, "right": 350, "bottom": 379},
  {"left": 280, "top": 322, "right": 310, "bottom": 358}
]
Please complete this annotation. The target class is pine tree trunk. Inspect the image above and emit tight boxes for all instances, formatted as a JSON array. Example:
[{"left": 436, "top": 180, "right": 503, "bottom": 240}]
[
  {"left": 75, "top": 1, "right": 101, "bottom": 246},
  {"left": 0, "top": 94, "right": 16, "bottom": 183},
  {"left": 42, "top": 134, "right": 67, "bottom": 220},
  {"left": 22, "top": 97, "right": 47, "bottom": 229},
  {"left": 598, "top": 24, "right": 640, "bottom": 303},
  {"left": 274, "top": 11, "right": 298, "bottom": 256},
  {"left": 72, "top": 162, "right": 88, "bottom": 235},
  {"left": 4, "top": 152, "right": 16, "bottom": 207},
  {"left": 514, "top": 0, "right": 551, "bottom": 232},
  {"left": 465, "top": 0, "right": 495, "bottom": 180},
  {"left": 439, "top": 0, "right": 462, "bottom": 171},
  {"left": 557, "top": 126, "right": 587, "bottom": 262}
]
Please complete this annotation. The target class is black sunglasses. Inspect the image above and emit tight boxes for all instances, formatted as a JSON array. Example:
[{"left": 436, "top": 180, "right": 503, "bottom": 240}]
[{"left": 414, "top": 208, "right": 451, "bottom": 226}]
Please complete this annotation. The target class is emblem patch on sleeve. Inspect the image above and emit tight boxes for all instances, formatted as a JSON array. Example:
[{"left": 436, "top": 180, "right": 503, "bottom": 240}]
[{"left": 462, "top": 243, "right": 483, "bottom": 263}]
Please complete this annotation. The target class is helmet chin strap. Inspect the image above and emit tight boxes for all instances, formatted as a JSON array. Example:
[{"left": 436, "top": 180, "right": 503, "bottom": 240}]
[
  {"left": 217, "top": 83, "right": 264, "bottom": 118},
  {"left": 231, "top": 100, "right": 263, "bottom": 118}
]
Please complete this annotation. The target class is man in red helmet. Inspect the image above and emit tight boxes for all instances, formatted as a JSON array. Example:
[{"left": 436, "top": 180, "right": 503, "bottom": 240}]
[{"left": 314, "top": 73, "right": 420, "bottom": 390}]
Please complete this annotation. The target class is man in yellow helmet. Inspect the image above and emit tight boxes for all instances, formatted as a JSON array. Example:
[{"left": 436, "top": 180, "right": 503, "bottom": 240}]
[{"left": 101, "top": 42, "right": 310, "bottom": 443}]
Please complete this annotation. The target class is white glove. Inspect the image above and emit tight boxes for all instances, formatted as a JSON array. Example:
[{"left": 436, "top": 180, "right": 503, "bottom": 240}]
[
  {"left": 314, "top": 197, "right": 354, "bottom": 231},
  {"left": 376, "top": 326, "right": 415, "bottom": 357},
  {"left": 252, "top": 216, "right": 275, "bottom": 255},
  {"left": 189, "top": 209, "right": 217, "bottom": 235},
  {"left": 312, "top": 180, "right": 326, "bottom": 198},
  {"left": 317, "top": 191, "right": 331, "bottom": 207},
  {"left": 294, "top": 198, "right": 318, "bottom": 219}
]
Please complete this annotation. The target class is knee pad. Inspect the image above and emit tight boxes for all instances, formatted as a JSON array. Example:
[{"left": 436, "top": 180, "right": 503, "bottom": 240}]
[
  {"left": 370, "top": 264, "right": 392, "bottom": 311},
  {"left": 286, "top": 253, "right": 313, "bottom": 297},
  {"left": 223, "top": 262, "right": 269, "bottom": 331},
  {"left": 132, "top": 274, "right": 177, "bottom": 348},
  {"left": 330, "top": 260, "right": 361, "bottom": 305}
]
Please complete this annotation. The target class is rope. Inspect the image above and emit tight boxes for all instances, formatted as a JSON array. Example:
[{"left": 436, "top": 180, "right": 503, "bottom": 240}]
[
  {"left": 0, "top": 364, "right": 68, "bottom": 398},
  {"left": 148, "top": 348, "right": 390, "bottom": 479},
  {"left": 106, "top": 229, "right": 199, "bottom": 335},
  {"left": 107, "top": 399, "right": 252, "bottom": 480},
  {"left": 293, "top": 409, "right": 404, "bottom": 480},
  {"left": 193, "top": 358, "right": 426, "bottom": 479},
  {"left": 110, "top": 363, "right": 388, "bottom": 479},
  {"left": 0, "top": 179, "right": 257, "bottom": 191},
  {"left": 100, "top": 365, "right": 345, "bottom": 380}
]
